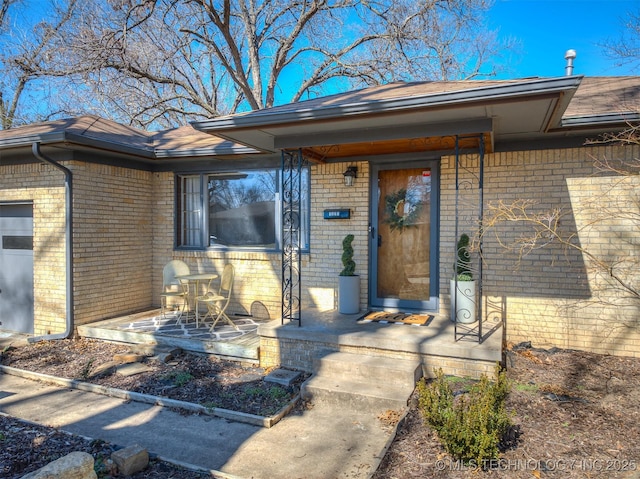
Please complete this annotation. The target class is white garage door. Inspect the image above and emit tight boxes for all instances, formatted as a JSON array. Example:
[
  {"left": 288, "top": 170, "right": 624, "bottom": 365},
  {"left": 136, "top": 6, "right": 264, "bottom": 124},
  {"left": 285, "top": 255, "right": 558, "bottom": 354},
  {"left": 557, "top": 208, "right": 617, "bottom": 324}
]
[{"left": 0, "top": 203, "right": 34, "bottom": 334}]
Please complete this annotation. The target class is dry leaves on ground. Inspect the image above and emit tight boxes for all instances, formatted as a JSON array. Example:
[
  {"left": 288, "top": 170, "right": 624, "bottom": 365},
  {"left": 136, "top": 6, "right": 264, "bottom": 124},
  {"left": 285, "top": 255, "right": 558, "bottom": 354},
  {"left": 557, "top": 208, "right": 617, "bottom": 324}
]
[
  {"left": 2, "top": 339, "right": 640, "bottom": 478},
  {"left": 1, "top": 338, "right": 303, "bottom": 416},
  {"left": 0, "top": 414, "right": 211, "bottom": 479},
  {"left": 0, "top": 338, "right": 305, "bottom": 478},
  {"left": 373, "top": 343, "right": 640, "bottom": 479}
]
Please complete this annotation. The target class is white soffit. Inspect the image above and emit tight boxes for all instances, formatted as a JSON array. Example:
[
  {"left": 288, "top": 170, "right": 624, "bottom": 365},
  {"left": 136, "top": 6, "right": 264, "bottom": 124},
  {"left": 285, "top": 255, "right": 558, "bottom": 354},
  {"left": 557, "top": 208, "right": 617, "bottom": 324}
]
[{"left": 193, "top": 77, "right": 581, "bottom": 152}]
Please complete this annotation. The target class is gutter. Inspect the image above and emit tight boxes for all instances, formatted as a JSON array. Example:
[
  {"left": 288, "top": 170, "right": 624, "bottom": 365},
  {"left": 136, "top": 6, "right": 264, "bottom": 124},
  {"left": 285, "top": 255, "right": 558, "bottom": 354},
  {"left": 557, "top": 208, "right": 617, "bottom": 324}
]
[
  {"left": 28, "top": 142, "right": 74, "bottom": 342},
  {"left": 557, "top": 112, "right": 640, "bottom": 129},
  {"left": 192, "top": 76, "right": 584, "bottom": 132}
]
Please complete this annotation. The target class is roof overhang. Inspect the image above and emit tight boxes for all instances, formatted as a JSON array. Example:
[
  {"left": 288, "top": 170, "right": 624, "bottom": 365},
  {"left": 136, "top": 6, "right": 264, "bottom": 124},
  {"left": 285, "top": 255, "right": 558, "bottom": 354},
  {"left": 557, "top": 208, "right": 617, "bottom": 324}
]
[
  {"left": 0, "top": 129, "right": 262, "bottom": 168},
  {"left": 193, "top": 76, "right": 584, "bottom": 161}
]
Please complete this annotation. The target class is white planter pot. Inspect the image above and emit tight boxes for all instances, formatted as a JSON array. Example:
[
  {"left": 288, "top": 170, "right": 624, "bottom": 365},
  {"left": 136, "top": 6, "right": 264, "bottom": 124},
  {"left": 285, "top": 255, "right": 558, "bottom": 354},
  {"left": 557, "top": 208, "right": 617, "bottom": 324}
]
[
  {"left": 338, "top": 275, "right": 360, "bottom": 314},
  {"left": 450, "top": 279, "right": 477, "bottom": 324}
]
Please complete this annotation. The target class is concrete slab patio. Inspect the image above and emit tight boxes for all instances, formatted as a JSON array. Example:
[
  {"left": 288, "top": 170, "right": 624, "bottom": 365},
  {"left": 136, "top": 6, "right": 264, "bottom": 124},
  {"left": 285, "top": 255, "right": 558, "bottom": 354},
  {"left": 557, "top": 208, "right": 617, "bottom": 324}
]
[
  {"left": 76, "top": 308, "right": 504, "bottom": 378},
  {"left": 77, "top": 309, "right": 267, "bottom": 362}
]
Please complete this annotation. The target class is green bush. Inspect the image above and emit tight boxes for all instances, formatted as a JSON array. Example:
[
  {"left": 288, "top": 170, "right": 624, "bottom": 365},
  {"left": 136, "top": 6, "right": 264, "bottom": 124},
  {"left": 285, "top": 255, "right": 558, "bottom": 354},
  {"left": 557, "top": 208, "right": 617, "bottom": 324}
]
[
  {"left": 417, "top": 365, "right": 512, "bottom": 467},
  {"left": 455, "top": 233, "right": 473, "bottom": 280},
  {"left": 340, "top": 234, "right": 356, "bottom": 276},
  {"left": 162, "top": 370, "right": 194, "bottom": 387}
]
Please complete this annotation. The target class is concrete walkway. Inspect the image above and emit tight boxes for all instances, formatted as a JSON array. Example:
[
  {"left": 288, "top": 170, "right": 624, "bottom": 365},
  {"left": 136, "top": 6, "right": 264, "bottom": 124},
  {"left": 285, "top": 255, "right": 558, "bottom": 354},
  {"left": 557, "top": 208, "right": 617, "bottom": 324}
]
[{"left": 0, "top": 371, "right": 396, "bottom": 479}]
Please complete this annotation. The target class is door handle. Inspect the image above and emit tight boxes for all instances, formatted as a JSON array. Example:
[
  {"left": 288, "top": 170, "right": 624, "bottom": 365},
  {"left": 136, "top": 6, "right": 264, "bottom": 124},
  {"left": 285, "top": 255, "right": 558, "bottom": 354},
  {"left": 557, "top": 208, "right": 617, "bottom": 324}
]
[{"left": 378, "top": 235, "right": 382, "bottom": 247}]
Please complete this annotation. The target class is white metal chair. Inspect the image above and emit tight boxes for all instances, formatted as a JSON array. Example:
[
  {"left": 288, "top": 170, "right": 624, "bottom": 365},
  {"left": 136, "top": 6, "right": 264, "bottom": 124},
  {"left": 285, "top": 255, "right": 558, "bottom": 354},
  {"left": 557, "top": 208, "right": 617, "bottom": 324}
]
[
  {"left": 160, "top": 260, "right": 190, "bottom": 321},
  {"left": 197, "top": 264, "right": 237, "bottom": 331}
]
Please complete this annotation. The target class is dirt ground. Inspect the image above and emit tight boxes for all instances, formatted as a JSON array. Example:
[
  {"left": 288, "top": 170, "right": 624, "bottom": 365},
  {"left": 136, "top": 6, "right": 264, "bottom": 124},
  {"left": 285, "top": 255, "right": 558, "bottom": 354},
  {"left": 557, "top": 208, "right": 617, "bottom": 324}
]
[
  {"left": 373, "top": 343, "right": 640, "bottom": 479},
  {"left": 2, "top": 338, "right": 640, "bottom": 478},
  {"left": 0, "top": 338, "right": 301, "bottom": 478},
  {"left": 1, "top": 338, "right": 301, "bottom": 416}
]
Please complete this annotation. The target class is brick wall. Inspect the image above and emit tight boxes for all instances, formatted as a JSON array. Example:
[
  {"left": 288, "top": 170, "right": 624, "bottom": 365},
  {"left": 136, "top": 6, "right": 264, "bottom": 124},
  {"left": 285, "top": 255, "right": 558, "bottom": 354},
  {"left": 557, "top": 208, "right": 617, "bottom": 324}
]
[
  {"left": 151, "top": 162, "right": 371, "bottom": 321},
  {"left": 305, "top": 161, "right": 369, "bottom": 311},
  {"left": 1, "top": 160, "right": 154, "bottom": 332},
  {"left": 0, "top": 162, "right": 67, "bottom": 335},
  {"left": 5, "top": 144, "right": 638, "bottom": 359},
  {"left": 440, "top": 145, "right": 640, "bottom": 357},
  {"left": 151, "top": 172, "right": 175, "bottom": 307},
  {"left": 72, "top": 161, "right": 153, "bottom": 324},
  {"left": 154, "top": 150, "right": 640, "bottom": 359},
  {"left": 259, "top": 336, "right": 496, "bottom": 379}
]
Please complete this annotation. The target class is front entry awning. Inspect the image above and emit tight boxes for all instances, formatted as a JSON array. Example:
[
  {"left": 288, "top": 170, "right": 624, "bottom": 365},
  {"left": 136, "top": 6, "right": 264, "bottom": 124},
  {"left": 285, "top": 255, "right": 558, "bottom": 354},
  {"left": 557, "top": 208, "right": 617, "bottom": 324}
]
[{"left": 192, "top": 76, "right": 583, "bottom": 161}]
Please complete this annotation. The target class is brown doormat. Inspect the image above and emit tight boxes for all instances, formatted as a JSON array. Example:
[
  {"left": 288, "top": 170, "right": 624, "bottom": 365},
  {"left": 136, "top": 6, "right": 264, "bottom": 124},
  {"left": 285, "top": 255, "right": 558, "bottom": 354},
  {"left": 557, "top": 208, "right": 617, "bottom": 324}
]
[{"left": 360, "top": 311, "right": 434, "bottom": 326}]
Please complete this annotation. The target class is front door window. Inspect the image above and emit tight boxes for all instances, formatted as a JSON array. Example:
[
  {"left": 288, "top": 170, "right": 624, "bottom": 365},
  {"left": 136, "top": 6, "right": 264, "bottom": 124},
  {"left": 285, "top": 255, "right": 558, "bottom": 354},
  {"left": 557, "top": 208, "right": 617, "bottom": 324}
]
[{"left": 371, "top": 164, "right": 437, "bottom": 310}]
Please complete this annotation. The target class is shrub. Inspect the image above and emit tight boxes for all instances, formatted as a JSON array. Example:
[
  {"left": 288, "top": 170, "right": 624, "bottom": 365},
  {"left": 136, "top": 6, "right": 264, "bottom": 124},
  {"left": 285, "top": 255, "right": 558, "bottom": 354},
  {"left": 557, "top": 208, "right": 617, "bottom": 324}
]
[
  {"left": 416, "top": 365, "right": 512, "bottom": 467},
  {"left": 162, "top": 370, "right": 194, "bottom": 387},
  {"left": 340, "top": 234, "right": 356, "bottom": 276},
  {"left": 455, "top": 233, "right": 473, "bottom": 280}
]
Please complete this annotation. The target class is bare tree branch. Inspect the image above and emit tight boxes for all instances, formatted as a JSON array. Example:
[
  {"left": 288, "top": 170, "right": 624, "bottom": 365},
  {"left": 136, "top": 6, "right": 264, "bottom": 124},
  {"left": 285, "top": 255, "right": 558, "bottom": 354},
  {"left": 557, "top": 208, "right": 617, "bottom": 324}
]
[
  {"left": 481, "top": 125, "right": 640, "bottom": 315},
  {"left": 0, "top": 0, "right": 79, "bottom": 128},
  {"left": 1, "top": 0, "right": 503, "bottom": 129},
  {"left": 602, "top": 7, "right": 640, "bottom": 71}
]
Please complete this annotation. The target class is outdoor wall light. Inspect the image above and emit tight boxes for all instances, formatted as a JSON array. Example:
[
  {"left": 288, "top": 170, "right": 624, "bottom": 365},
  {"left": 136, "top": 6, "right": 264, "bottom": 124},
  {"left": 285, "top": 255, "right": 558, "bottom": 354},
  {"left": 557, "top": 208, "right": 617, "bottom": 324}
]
[{"left": 343, "top": 166, "right": 357, "bottom": 187}]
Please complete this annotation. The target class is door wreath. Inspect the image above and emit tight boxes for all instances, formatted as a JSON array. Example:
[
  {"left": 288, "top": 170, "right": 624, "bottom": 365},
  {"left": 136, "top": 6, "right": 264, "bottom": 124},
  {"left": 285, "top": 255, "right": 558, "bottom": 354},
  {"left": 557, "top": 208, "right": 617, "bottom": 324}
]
[{"left": 383, "top": 188, "right": 422, "bottom": 232}]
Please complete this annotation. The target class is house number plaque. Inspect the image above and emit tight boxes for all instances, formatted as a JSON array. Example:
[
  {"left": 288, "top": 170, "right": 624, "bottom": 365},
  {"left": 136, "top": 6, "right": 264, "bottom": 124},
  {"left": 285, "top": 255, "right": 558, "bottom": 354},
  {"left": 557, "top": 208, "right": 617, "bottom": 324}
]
[{"left": 324, "top": 209, "right": 351, "bottom": 219}]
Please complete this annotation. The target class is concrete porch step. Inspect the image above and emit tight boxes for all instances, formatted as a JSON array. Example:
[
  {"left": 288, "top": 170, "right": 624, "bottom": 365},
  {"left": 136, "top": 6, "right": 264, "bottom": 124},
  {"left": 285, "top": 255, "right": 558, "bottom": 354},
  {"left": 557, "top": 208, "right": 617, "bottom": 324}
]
[
  {"left": 301, "top": 351, "right": 422, "bottom": 413},
  {"left": 313, "top": 351, "right": 422, "bottom": 388}
]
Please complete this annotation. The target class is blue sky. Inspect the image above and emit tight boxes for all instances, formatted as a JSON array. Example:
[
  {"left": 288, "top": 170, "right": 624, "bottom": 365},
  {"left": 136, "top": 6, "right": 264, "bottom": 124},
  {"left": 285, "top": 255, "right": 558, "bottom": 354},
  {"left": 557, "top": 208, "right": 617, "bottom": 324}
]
[{"left": 488, "top": 0, "right": 638, "bottom": 78}]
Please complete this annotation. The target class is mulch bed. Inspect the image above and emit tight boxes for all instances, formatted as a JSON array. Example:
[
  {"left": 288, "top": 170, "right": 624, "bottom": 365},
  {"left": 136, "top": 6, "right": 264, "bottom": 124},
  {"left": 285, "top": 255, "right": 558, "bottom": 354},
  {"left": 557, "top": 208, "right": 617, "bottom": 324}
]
[
  {"left": 0, "top": 338, "right": 307, "bottom": 478},
  {"left": 373, "top": 344, "right": 640, "bottom": 478},
  {"left": 1, "top": 338, "right": 303, "bottom": 417},
  {"left": 2, "top": 339, "right": 640, "bottom": 478},
  {"left": 0, "top": 414, "right": 210, "bottom": 479}
]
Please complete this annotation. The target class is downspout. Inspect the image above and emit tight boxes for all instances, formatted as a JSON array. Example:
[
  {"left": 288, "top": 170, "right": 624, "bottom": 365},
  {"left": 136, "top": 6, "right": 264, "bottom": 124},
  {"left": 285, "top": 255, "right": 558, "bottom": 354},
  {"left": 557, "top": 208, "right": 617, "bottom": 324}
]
[{"left": 28, "top": 142, "right": 74, "bottom": 342}]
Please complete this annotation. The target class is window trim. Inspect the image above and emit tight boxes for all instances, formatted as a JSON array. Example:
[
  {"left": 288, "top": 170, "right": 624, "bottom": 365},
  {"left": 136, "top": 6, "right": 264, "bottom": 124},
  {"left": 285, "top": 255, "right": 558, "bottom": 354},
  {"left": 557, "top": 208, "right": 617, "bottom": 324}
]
[{"left": 175, "top": 168, "right": 310, "bottom": 253}]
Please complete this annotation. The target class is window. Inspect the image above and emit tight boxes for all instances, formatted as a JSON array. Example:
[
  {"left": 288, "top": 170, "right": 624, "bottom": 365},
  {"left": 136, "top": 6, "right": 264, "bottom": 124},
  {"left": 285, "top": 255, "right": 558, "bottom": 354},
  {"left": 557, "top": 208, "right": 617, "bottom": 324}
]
[{"left": 177, "top": 169, "right": 309, "bottom": 251}]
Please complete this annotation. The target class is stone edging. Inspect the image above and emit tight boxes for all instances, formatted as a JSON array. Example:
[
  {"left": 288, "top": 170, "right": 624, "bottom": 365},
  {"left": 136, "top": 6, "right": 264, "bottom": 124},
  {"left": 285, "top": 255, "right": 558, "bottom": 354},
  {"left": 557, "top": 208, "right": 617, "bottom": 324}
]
[{"left": 0, "top": 365, "right": 298, "bottom": 428}]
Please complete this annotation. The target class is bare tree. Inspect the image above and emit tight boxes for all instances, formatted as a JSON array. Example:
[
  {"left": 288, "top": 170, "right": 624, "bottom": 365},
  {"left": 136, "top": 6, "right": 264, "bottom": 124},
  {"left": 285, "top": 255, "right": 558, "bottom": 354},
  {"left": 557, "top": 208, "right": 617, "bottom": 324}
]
[
  {"left": 480, "top": 123, "right": 640, "bottom": 328},
  {"left": 16, "top": 0, "right": 503, "bottom": 129},
  {"left": 0, "top": 0, "right": 20, "bottom": 128},
  {"left": 0, "top": 0, "right": 12, "bottom": 27},
  {"left": 603, "top": 6, "right": 640, "bottom": 72},
  {"left": 0, "top": 0, "right": 80, "bottom": 129}
]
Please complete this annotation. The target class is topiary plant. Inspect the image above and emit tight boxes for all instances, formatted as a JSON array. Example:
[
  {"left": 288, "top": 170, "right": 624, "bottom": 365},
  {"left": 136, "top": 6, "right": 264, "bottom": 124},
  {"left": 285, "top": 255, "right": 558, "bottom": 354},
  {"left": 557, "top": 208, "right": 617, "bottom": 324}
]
[
  {"left": 340, "top": 234, "right": 356, "bottom": 276},
  {"left": 455, "top": 233, "right": 473, "bottom": 281}
]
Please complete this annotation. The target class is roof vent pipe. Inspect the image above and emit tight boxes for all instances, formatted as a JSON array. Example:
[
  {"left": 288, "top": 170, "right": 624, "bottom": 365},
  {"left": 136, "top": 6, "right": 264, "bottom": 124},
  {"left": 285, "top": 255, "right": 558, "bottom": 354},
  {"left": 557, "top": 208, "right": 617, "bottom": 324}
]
[
  {"left": 29, "top": 142, "right": 74, "bottom": 342},
  {"left": 564, "top": 49, "right": 577, "bottom": 76}
]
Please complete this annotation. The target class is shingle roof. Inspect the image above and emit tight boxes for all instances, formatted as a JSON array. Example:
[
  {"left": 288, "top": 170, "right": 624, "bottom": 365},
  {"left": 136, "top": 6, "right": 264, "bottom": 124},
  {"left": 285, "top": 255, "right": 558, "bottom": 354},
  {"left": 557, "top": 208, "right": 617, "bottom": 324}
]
[
  {"left": 215, "top": 76, "right": 640, "bottom": 123},
  {"left": 151, "top": 125, "right": 253, "bottom": 156},
  {"left": 0, "top": 114, "right": 256, "bottom": 157},
  {"left": 207, "top": 79, "right": 535, "bottom": 127},
  {"left": 564, "top": 76, "right": 640, "bottom": 118},
  {"left": 0, "top": 115, "right": 152, "bottom": 150},
  {"left": 243, "top": 79, "right": 525, "bottom": 115},
  {"left": 1, "top": 76, "right": 639, "bottom": 159}
]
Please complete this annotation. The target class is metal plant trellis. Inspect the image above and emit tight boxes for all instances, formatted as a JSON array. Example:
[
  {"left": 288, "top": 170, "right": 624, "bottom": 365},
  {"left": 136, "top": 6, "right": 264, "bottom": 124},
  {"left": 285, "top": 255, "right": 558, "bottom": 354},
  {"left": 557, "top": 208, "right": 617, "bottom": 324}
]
[
  {"left": 281, "top": 149, "right": 304, "bottom": 326},
  {"left": 453, "top": 134, "right": 485, "bottom": 342}
]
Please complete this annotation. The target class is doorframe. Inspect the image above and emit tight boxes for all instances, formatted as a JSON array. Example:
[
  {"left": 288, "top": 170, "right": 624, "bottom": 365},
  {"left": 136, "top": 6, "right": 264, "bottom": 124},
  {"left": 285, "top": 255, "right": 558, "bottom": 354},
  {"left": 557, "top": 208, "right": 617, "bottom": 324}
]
[{"left": 368, "top": 159, "right": 440, "bottom": 312}]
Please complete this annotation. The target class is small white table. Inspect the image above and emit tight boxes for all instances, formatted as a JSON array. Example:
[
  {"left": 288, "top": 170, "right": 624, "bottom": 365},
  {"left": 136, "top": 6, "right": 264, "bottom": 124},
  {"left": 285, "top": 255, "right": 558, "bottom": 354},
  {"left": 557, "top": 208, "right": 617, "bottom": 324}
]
[{"left": 175, "top": 273, "right": 219, "bottom": 324}]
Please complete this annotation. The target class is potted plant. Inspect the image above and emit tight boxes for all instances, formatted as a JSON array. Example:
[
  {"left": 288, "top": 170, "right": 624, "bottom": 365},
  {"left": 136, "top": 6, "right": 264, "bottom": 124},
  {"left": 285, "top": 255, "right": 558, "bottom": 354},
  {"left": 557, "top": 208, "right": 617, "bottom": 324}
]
[
  {"left": 450, "top": 233, "right": 477, "bottom": 323},
  {"left": 338, "top": 234, "right": 360, "bottom": 314}
]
